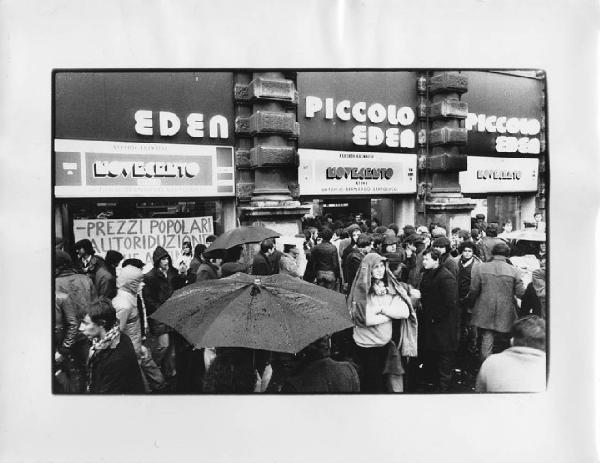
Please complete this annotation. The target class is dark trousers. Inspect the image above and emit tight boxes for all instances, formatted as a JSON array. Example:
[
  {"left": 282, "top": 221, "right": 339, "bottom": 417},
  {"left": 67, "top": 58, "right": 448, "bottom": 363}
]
[
  {"left": 354, "top": 344, "right": 389, "bottom": 393},
  {"left": 173, "top": 333, "right": 206, "bottom": 393},
  {"left": 423, "top": 350, "right": 456, "bottom": 393}
]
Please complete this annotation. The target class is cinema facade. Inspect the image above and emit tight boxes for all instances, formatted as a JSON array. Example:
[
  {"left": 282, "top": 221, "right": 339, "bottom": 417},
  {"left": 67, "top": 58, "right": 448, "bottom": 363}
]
[{"left": 53, "top": 70, "right": 546, "bottom": 262}]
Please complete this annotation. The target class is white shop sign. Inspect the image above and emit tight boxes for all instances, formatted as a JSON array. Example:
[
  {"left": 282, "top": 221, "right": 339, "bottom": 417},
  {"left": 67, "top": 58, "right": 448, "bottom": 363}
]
[
  {"left": 298, "top": 149, "right": 417, "bottom": 196},
  {"left": 459, "top": 156, "right": 539, "bottom": 193}
]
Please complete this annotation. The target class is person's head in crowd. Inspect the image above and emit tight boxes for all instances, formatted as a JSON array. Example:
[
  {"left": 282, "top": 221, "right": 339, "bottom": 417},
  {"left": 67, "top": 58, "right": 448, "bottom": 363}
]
[
  {"left": 475, "top": 213, "right": 486, "bottom": 224},
  {"left": 457, "top": 229, "right": 471, "bottom": 244},
  {"left": 105, "top": 250, "right": 124, "bottom": 270},
  {"left": 416, "top": 226, "right": 432, "bottom": 249},
  {"left": 283, "top": 243, "right": 300, "bottom": 259},
  {"left": 402, "top": 224, "right": 416, "bottom": 237},
  {"left": 117, "top": 265, "right": 143, "bottom": 296},
  {"left": 458, "top": 241, "right": 477, "bottom": 262},
  {"left": 511, "top": 316, "right": 546, "bottom": 351},
  {"left": 371, "top": 234, "right": 384, "bottom": 252},
  {"left": 121, "top": 258, "right": 145, "bottom": 270},
  {"left": 387, "top": 224, "right": 399, "bottom": 236},
  {"left": 428, "top": 222, "right": 441, "bottom": 234},
  {"left": 491, "top": 242, "right": 511, "bottom": 257},
  {"left": 182, "top": 240, "right": 192, "bottom": 256},
  {"left": 333, "top": 227, "right": 343, "bottom": 241},
  {"left": 224, "top": 246, "right": 244, "bottom": 264},
  {"left": 55, "top": 250, "right": 74, "bottom": 275},
  {"left": 79, "top": 298, "right": 117, "bottom": 341},
  {"left": 309, "top": 227, "right": 319, "bottom": 242},
  {"left": 432, "top": 237, "right": 451, "bottom": 256},
  {"left": 346, "top": 224, "right": 362, "bottom": 243},
  {"left": 260, "top": 238, "right": 276, "bottom": 256},
  {"left": 203, "top": 347, "right": 259, "bottom": 393},
  {"left": 373, "top": 225, "right": 388, "bottom": 235},
  {"left": 356, "top": 233, "right": 373, "bottom": 252},
  {"left": 383, "top": 234, "right": 397, "bottom": 253},
  {"left": 74, "top": 239, "right": 95, "bottom": 260},
  {"left": 319, "top": 228, "right": 333, "bottom": 243},
  {"left": 206, "top": 235, "right": 217, "bottom": 245},
  {"left": 202, "top": 248, "right": 224, "bottom": 267},
  {"left": 502, "top": 221, "right": 513, "bottom": 234},
  {"left": 324, "top": 213, "right": 334, "bottom": 224},
  {"left": 485, "top": 223, "right": 499, "bottom": 238},
  {"left": 303, "top": 228, "right": 312, "bottom": 242},
  {"left": 534, "top": 212, "right": 543, "bottom": 223},
  {"left": 370, "top": 217, "right": 380, "bottom": 228},
  {"left": 194, "top": 243, "right": 207, "bottom": 260},
  {"left": 296, "top": 336, "right": 331, "bottom": 365},
  {"left": 333, "top": 220, "right": 344, "bottom": 231},
  {"left": 422, "top": 248, "right": 441, "bottom": 270},
  {"left": 431, "top": 226, "right": 447, "bottom": 238},
  {"left": 471, "top": 228, "right": 482, "bottom": 241}
]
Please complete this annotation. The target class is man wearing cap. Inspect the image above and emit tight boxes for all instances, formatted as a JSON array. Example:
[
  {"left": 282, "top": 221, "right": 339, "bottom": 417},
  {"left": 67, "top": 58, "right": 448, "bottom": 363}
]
[
  {"left": 469, "top": 242, "right": 526, "bottom": 361},
  {"left": 432, "top": 236, "right": 459, "bottom": 279},
  {"left": 473, "top": 214, "right": 487, "bottom": 233}
]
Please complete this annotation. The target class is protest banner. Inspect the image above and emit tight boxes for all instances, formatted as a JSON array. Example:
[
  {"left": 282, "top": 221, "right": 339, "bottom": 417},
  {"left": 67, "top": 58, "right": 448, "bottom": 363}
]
[{"left": 73, "top": 216, "right": 214, "bottom": 266}]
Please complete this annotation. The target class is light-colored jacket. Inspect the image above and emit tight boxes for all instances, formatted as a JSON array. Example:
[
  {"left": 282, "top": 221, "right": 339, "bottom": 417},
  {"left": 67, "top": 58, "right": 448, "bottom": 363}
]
[
  {"left": 469, "top": 256, "right": 526, "bottom": 333},
  {"left": 476, "top": 346, "right": 546, "bottom": 392}
]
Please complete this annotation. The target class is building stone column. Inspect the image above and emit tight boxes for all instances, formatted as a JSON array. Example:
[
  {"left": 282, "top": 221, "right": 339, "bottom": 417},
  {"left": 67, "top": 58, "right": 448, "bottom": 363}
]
[
  {"left": 234, "top": 72, "right": 310, "bottom": 239},
  {"left": 419, "top": 71, "right": 475, "bottom": 231}
]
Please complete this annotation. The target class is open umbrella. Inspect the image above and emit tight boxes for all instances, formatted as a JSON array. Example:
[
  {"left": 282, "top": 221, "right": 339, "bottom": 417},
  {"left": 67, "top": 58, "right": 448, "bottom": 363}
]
[
  {"left": 205, "top": 226, "right": 280, "bottom": 256},
  {"left": 503, "top": 230, "right": 546, "bottom": 242},
  {"left": 150, "top": 273, "right": 353, "bottom": 354}
]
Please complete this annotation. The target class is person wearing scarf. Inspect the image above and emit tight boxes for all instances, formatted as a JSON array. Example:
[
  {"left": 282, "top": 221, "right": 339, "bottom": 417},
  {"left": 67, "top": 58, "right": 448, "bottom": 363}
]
[
  {"left": 347, "top": 253, "right": 418, "bottom": 393},
  {"left": 80, "top": 298, "right": 145, "bottom": 394}
]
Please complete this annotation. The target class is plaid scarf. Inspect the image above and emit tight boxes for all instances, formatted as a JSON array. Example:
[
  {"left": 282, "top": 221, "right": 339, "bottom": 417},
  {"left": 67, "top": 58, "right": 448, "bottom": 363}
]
[
  {"left": 87, "top": 325, "right": 121, "bottom": 392},
  {"left": 89, "top": 325, "right": 121, "bottom": 356}
]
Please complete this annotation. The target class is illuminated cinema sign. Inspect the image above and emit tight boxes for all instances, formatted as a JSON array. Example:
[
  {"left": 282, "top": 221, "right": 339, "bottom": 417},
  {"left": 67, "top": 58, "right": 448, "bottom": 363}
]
[
  {"left": 54, "top": 139, "right": 235, "bottom": 198},
  {"left": 298, "top": 149, "right": 416, "bottom": 195},
  {"left": 298, "top": 72, "right": 419, "bottom": 153}
]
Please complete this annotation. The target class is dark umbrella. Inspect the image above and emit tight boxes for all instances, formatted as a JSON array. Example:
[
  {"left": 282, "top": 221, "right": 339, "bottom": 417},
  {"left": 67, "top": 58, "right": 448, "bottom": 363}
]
[
  {"left": 205, "top": 226, "right": 281, "bottom": 256},
  {"left": 150, "top": 273, "right": 353, "bottom": 354}
]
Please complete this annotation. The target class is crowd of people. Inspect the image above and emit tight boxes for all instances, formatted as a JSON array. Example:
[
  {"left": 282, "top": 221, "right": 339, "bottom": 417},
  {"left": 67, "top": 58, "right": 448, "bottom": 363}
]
[{"left": 54, "top": 211, "right": 547, "bottom": 394}]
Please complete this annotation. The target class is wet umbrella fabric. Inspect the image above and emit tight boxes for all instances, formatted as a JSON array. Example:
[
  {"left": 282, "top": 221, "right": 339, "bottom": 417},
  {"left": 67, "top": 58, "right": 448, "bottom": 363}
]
[
  {"left": 205, "top": 226, "right": 281, "bottom": 254},
  {"left": 150, "top": 273, "right": 353, "bottom": 354},
  {"left": 503, "top": 230, "right": 546, "bottom": 242}
]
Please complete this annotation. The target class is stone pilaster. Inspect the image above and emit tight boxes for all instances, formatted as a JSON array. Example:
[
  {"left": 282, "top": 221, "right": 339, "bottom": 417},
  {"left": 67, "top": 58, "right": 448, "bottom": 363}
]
[
  {"left": 235, "top": 72, "right": 310, "bottom": 236},
  {"left": 419, "top": 71, "right": 475, "bottom": 230}
]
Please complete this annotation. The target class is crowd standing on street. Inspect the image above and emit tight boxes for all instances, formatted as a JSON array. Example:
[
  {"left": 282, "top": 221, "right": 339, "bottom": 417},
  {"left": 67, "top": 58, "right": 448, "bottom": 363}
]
[{"left": 54, "top": 212, "right": 547, "bottom": 394}]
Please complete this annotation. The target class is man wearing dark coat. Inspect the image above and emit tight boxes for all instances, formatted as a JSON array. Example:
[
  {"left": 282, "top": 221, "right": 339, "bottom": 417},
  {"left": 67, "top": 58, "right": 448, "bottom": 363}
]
[
  {"left": 73, "top": 239, "right": 117, "bottom": 299},
  {"left": 142, "top": 246, "right": 187, "bottom": 386},
  {"left": 80, "top": 298, "right": 144, "bottom": 394},
  {"left": 252, "top": 238, "right": 281, "bottom": 276},
  {"left": 469, "top": 242, "right": 526, "bottom": 361},
  {"left": 419, "top": 249, "right": 460, "bottom": 392}
]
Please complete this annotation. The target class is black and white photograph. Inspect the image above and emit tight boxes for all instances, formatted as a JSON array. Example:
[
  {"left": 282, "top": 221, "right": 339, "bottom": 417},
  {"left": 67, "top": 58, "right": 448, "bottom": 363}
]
[
  {"left": 52, "top": 69, "right": 548, "bottom": 395},
  {"left": 1, "top": 1, "right": 598, "bottom": 462}
]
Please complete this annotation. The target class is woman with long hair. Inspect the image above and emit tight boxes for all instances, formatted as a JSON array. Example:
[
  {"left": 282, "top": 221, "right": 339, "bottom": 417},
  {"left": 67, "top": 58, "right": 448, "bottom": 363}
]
[{"left": 347, "top": 253, "right": 418, "bottom": 393}]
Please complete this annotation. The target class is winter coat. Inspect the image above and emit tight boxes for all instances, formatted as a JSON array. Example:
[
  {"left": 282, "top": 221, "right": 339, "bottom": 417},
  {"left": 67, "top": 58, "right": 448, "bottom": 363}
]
[
  {"left": 81, "top": 255, "right": 116, "bottom": 299},
  {"left": 282, "top": 357, "right": 360, "bottom": 393},
  {"left": 142, "top": 247, "right": 186, "bottom": 335},
  {"left": 419, "top": 265, "right": 460, "bottom": 352},
  {"left": 309, "top": 242, "right": 340, "bottom": 278},
  {"left": 476, "top": 346, "right": 546, "bottom": 392},
  {"left": 54, "top": 291, "right": 85, "bottom": 355},
  {"left": 469, "top": 256, "right": 526, "bottom": 333},
  {"left": 87, "top": 332, "right": 145, "bottom": 394},
  {"left": 456, "top": 256, "right": 481, "bottom": 308},
  {"left": 55, "top": 268, "right": 98, "bottom": 315},
  {"left": 343, "top": 248, "right": 367, "bottom": 288},
  {"left": 186, "top": 257, "right": 202, "bottom": 284},
  {"left": 252, "top": 251, "right": 280, "bottom": 276},
  {"left": 440, "top": 252, "right": 459, "bottom": 279},
  {"left": 196, "top": 260, "right": 220, "bottom": 281},
  {"left": 479, "top": 236, "right": 504, "bottom": 262}
]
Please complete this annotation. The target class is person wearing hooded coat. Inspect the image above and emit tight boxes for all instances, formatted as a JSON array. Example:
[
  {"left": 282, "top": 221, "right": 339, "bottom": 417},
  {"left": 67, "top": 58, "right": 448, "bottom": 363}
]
[
  {"left": 113, "top": 264, "right": 165, "bottom": 393},
  {"left": 142, "top": 246, "right": 187, "bottom": 383},
  {"left": 347, "top": 253, "right": 418, "bottom": 393}
]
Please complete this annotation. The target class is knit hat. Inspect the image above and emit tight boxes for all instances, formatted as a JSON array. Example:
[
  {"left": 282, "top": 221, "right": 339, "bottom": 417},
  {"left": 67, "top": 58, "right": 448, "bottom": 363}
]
[
  {"left": 431, "top": 227, "right": 447, "bottom": 238},
  {"left": 476, "top": 214, "right": 486, "bottom": 220},
  {"left": 432, "top": 237, "right": 451, "bottom": 248},
  {"left": 416, "top": 225, "right": 429, "bottom": 235},
  {"left": 105, "top": 250, "right": 124, "bottom": 267},
  {"left": 383, "top": 234, "right": 398, "bottom": 246}
]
